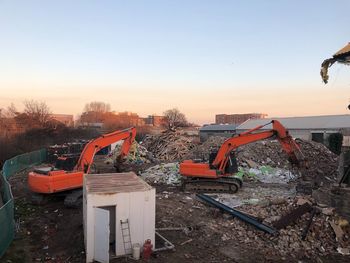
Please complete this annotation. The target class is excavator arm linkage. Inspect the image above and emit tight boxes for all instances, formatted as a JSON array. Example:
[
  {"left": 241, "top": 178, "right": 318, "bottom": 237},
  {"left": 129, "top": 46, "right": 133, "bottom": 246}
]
[
  {"left": 212, "top": 120, "right": 305, "bottom": 173},
  {"left": 28, "top": 127, "right": 136, "bottom": 194},
  {"left": 180, "top": 120, "right": 305, "bottom": 182}
]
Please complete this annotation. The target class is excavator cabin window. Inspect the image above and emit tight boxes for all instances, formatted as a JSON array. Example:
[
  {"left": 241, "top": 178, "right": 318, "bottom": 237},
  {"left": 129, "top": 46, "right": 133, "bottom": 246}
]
[{"left": 209, "top": 149, "right": 238, "bottom": 174}]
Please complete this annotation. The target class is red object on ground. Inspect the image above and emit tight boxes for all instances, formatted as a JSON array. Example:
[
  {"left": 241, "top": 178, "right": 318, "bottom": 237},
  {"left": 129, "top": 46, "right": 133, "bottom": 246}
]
[{"left": 142, "top": 239, "right": 153, "bottom": 260}]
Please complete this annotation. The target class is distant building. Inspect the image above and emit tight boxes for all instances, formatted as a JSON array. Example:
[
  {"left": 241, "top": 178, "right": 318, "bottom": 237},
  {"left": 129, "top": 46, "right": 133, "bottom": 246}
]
[
  {"left": 80, "top": 122, "right": 104, "bottom": 129},
  {"left": 236, "top": 115, "right": 350, "bottom": 147},
  {"left": 216, "top": 113, "right": 267, "bottom": 125},
  {"left": 144, "top": 115, "right": 166, "bottom": 127},
  {"left": 50, "top": 114, "right": 74, "bottom": 126},
  {"left": 115, "top": 112, "right": 142, "bottom": 127},
  {"left": 199, "top": 124, "right": 237, "bottom": 142}
]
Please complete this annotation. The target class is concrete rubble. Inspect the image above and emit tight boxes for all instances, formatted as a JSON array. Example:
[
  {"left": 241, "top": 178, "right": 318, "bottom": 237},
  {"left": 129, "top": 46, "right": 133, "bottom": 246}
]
[
  {"left": 140, "top": 162, "right": 181, "bottom": 185},
  {"left": 202, "top": 194, "right": 350, "bottom": 259},
  {"left": 244, "top": 166, "right": 298, "bottom": 184},
  {"left": 105, "top": 141, "right": 154, "bottom": 165},
  {"left": 188, "top": 136, "right": 339, "bottom": 186}
]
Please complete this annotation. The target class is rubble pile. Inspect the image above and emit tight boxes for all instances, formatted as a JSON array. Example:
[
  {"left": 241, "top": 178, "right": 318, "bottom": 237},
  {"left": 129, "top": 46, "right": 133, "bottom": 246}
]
[
  {"left": 246, "top": 166, "right": 298, "bottom": 184},
  {"left": 206, "top": 195, "right": 350, "bottom": 258},
  {"left": 142, "top": 131, "right": 196, "bottom": 162},
  {"left": 188, "top": 136, "right": 339, "bottom": 183},
  {"left": 297, "top": 139, "right": 339, "bottom": 182},
  {"left": 105, "top": 141, "right": 154, "bottom": 165},
  {"left": 232, "top": 197, "right": 349, "bottom": 258},
  {"left": 238, "top": 139, "right": 339, "bottom": 182},
  {"left": 236, "top": 140, "right": 290, "bottom": 168},
  {"left": 188, "top": 136, "right": 227, "bottom": 160},
  {"left": 140, "top": 162, "right": 181, "bottom": 185}
]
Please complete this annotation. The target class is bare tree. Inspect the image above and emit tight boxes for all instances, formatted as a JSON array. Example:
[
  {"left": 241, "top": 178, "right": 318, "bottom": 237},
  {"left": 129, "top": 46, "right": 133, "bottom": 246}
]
[
  {"left": 23, "top": 100, "right": 51, "bottom": 125},
  {"left": 0, "top": 103, "right": 18, "bottom": 118},
  {"left": 80, "top": 101, "right": 112, "bottom": 124},
  {"left": 84, "top": 101, "right": 111, "bottom": 113},
  {"left": 163, "top": 108, "right": 188, "bottom": 131},
  {"left": 6, "top": 103, "right": 18, "bottom": 117}
]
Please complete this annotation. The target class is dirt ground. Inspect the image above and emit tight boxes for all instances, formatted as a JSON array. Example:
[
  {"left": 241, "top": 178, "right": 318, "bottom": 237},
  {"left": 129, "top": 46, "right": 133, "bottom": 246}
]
[{"left": 1, "top": 156, "right": 350, "bottom": 263}]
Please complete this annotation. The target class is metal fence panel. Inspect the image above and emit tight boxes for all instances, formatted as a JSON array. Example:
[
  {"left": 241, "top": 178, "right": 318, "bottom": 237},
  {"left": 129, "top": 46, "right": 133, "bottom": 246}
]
[{"left": 0, "top": 148, "right": 46, "bottom": 258}]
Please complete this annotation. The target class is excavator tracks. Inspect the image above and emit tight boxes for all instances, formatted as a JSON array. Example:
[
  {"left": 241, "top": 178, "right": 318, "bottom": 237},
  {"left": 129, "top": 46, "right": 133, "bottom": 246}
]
[
  {"left": 64, "top": 189, "right": 83, "bottom": 208},
  {"left": 181, "top": 177, "right": 243, "bottom": 193}
]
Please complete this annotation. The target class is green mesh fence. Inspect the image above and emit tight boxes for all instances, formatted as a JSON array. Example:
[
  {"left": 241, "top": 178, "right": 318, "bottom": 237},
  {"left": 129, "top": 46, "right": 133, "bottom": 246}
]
[{"left": 0, "top": 148, "right": 46, "bottom": 258}]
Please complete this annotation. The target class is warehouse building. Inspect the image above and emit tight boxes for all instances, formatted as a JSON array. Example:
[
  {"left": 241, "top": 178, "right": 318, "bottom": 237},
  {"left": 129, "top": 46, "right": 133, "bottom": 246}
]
[
  {"left": 199, "top": 124, "right": 236, "bottom": 142},
  {"left": 236, "top": 115, "right": 350, "bottom": 146},
  {"left": 215, "top": 113, "right": 267, "bottom": 125}
]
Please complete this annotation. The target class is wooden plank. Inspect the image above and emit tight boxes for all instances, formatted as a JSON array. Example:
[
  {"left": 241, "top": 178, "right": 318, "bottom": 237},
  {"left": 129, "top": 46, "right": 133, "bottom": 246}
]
[{"left": 273, "top": 203, "right": 312, "bottom": 230}]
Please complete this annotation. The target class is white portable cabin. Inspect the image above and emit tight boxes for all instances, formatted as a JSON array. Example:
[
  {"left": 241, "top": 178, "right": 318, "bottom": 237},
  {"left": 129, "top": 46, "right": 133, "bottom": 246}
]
[{"left": 83, "top": 172, "right": 155, "bottom": 263}]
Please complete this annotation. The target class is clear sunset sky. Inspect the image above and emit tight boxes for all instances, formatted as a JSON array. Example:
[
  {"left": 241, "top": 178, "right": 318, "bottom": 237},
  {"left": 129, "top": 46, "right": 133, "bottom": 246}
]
[{"left": 0, "top": 0, "right": 349, "bottom": 124}]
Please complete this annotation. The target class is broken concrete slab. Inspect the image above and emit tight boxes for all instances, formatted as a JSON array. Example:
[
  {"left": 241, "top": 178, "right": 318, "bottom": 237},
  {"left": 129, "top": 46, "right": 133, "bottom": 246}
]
[
  {"left": 246, "top": 159, "right": 258, "bottom": 168},
  {"left": 322, "top": 207, "right": 335, "bottom": 216},
  {"left": 337, "top": 247, "right": 350, "bottom": 255},
  {"left": 297, "top": 197, "right": 312, "bottom": 206}
]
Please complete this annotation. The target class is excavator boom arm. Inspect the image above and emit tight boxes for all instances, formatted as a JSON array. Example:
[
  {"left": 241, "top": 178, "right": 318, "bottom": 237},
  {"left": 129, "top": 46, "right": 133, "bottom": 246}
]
[
  {"left": 212, "top": 120, "right": 304, "bottom": 172},
  {"left": 75, "top": 127, "right": 136, "bottom": 173}
]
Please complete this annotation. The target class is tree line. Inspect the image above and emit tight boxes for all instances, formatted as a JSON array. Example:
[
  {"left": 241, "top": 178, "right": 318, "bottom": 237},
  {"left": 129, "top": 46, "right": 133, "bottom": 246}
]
[{"left": 0, "top": 100, "right": 192, "bottom": 166}]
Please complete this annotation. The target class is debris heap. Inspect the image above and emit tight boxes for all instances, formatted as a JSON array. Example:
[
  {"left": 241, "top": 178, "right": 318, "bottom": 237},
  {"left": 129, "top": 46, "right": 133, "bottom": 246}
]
[
  {"left": 188, "top": 136, "right": 227, "bottom": 160},
  {"left": 188, "top": 136, "right": 339, "bottom": 184},
  {"left": 238, "top": 139, "right": 338, "bottom": 180},
  {"left": 297, "top": 139, "right": 339, "bottom": 182},
  {"left": 142, "top": 131, "right": 196, "bottom": 162},
  {"left": 218, "top": 196, "right": 350, "bottom": 258},
  {"left": 105, "top": 141, "right": 154, "bottom": 165},
  {"left": 140, "top": 162, "right": 181, "bottom": 185}
]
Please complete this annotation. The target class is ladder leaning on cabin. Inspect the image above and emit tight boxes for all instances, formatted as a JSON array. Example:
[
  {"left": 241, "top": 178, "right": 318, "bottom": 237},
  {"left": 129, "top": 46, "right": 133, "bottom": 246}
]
[{"left": 120, "top": 219, "right": 132, "bottom": 255}]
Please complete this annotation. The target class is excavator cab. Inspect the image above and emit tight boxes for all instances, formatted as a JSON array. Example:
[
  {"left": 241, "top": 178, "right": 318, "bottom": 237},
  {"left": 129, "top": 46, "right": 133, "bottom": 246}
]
[
  {"left": 55, "top": 154, "right": 80, "bottom": 171},
  {"left": 225, "top": 151, "right": 238, "bottom": 174},
  {"left": 33, "top": 154, "right": 80, "bottom": 176},
  {"left": 209, "top": 149, "right": 238, "bottom": 174}
]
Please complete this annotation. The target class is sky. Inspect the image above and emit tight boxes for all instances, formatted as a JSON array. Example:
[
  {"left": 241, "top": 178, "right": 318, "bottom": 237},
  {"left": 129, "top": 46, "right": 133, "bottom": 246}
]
[{"left": 0, "top": 0, "right": 349, "bottom": 124}]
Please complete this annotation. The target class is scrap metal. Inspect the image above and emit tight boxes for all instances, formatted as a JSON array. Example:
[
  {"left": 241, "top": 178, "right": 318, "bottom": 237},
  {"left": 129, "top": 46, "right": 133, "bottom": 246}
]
[
  {"left": 301, "top": 208, "right": 316, "bottom": 241},
  {"left": 320, "top": 42, "right": 350, "bottom": 84},
  {"left": 196, "top": 193, "right": 277, "bottom": 235},
  {"left": 273, "top": 203, "right": 313, "bottom": 230}
]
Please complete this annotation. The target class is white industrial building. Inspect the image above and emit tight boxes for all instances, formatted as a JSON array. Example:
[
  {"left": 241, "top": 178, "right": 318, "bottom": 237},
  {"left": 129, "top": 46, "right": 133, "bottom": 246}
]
[
  {"left": 199, "top": 124, "right": 237, "bottom": 142},
  {"left": 236, "top": 115, "right": 350, "bottom": 146},
  {"left": 83, "top": 172, "right": 155, "bottom": 263}
]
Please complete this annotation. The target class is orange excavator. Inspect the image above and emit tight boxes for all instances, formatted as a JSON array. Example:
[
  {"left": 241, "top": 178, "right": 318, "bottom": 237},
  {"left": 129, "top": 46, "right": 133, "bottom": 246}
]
[
  {"left": 28, "top": 127, "right": 136, "bottom": 207},
  {"left": 180, "top": 120, "right": 305, "bottom": 193}
]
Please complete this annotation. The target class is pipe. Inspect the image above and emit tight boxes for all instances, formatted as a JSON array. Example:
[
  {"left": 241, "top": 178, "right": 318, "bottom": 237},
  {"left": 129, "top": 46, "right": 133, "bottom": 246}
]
[
  {"left": 153, "top": 231, "right": 175, "bottom": 252},
  {"left": 196, "top": 193, "right": 277, "bottom": 235},
  {"left": 156, "top": 227, "right": 193, "bottom": 234}
]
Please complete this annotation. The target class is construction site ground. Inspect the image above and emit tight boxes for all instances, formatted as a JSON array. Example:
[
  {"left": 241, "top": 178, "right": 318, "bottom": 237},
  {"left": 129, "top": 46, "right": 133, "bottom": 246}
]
[{"left": 1, "top": 155, "right": 350, "bottom": 263}]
